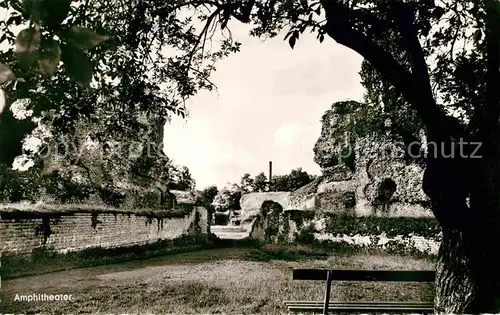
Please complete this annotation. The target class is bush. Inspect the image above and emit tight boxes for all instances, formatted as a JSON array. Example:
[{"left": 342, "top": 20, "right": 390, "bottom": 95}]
[
  {"left": 131, "top": 189, "right": 161, "bottom": 209},
  {"left": 0, "top": 164, "right": 46, "bottom": 202},
  {"left": 0, "top": 165, "right": 24, "bottom": 202},
  {"left": 98, "top": 184, "right": 126, "bottom": 207},
  {"left": 295, "top": 226, "right": 316, "bottom": 245},
  {"left": 42, "top": 171, "right": 95, "bottom": 203},
  {"left": 168, "top": 205, "right": 194, "bottom": 218},
  {"left": 287, "top": 210, "right": 315, "bottom": 228},
  {"left": 324, "top": 214, "right": 441, "bottom": 239}
]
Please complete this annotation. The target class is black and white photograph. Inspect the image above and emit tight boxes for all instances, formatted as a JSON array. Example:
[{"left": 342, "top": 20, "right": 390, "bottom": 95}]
[{"left": 1, "top": 0, "right": 499, "bottom": 314}]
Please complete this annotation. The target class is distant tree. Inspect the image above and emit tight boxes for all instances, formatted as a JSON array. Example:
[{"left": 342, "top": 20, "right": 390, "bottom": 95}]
[
  {"left": 212, "top": 184, "right": 241, "bottom": 211},
  {"left": 179, "top": 166, "right": 196, "bottom": 190},
  {"left": 271, "top": 167, "right": 315, "bottom": 191},
  {"left": 212, "top": 193, "right": 230, "bottom": 212},
  {"left": 201, "top": 185, "right": 219, "bottom": 204},
  {"left": 169, "top": 165, "right": 195, "bottom": 191},
  {"left": 288, "top": 167, "right": 313, "bottom": 190},
  {"left": 196, "top": 185, "right": 218, "bottom": 216},
  {"left": 272, "top": 175, "right": 290, "bottom": 192},
  {"left": 252, "top": 172, "right": 268, "bottom": 192},
  {"left": 240, "top": 173, "right": 254, "bottom": 193}
]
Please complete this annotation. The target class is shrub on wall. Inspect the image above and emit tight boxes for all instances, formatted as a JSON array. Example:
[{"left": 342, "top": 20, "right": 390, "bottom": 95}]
[
  {"left": 0, "top": 166, "right": 24, "bottom": 202},
  {"left": 128, "top": 189, "right": 161, "bottom": 209},
  {"left": 138, "top": 204, "right": 194, "bottom": 221},
  {"left": 322, "top": 214, "right": 441, "bottom": 239},
  {"left": 0, "top": 164, "right": 47, "bottom": 202},
  {"left": 0, "top": 163, "right": 178, "bottom": 210},
  {"left": 287, "top": 210, "right": 315, "bottom": 228},
  {"left": 97, "top": 184, "right": 127, "bottom": 207},
  {"left": 0, "top": 166, "right": 99, "bottom": 204},
  {"left": 42, "top": 171, "right": 95, "bottom": 203},
  {"left": 257, "top": 210, "right": 442, "bottom": 256}
]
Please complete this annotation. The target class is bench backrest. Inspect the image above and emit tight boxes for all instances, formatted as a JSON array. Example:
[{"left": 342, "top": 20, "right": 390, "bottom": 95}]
[
  {"left": 293, "top": 269, "right": 436, "bottom": 282},
  {"left": 291, "top": 269, "right": 435, "bottom": 315}
]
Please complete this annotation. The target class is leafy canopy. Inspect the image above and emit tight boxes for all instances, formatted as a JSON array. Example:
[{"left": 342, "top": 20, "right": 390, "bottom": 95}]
[
  {"left": 271, "top": 167, "right": 316, "bottom": 192},
  {"left": 0, "top": 0, "right": 496, "bottom": 166},
  {"left": 0, "top": 0, "right": 242, "bottom": 165}
]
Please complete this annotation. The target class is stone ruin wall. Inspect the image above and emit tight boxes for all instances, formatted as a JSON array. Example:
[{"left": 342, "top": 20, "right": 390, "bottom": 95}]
[
  {"left": 1, "top": 204, "right": 209, "bottom": 257},
  {"left": 242, "top": 102, "right": 440, "bottom": 255}
]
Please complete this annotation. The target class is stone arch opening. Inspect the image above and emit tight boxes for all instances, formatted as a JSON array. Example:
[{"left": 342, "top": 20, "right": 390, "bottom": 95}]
[{"left": 373, "top": 178, "right": 397, "bottom": 208}]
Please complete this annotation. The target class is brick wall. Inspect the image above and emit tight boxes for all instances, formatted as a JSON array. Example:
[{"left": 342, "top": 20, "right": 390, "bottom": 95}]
[{"left": 0, "top": 204, "right": 209, "bottom": 257}]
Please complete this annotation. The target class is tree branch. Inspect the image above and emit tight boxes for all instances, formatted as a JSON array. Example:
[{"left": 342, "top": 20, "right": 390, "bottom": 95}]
[
  {"left": 155, "top": 0, "right": 220, "bottom": 15},
  {"left": 227, "top": 0, "right": 255, "bottom": 23},
  {"left": 320, "top": 0, "right": 457, "bottom": 139},
  {"left": 391, "top": 3, "right": 433, "bottom": 103},
  {"left": 467, "top": 0, "right": 500, "bottom": 141}
]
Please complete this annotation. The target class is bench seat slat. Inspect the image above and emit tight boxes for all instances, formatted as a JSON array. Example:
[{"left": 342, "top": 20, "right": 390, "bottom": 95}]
[
  {"left": 287, "top": 305, "right": 434, "bottom": 309},
  {"left": 293, "top": 269, "right": 435, "bottom": 282},
  {"left": 285, "top": 302, "right": 434, "bottom": 312},
  {"left": 284, "top": 301, "right": 433, "bottom": 307},
  {"left": 284, "top": 300, "right": 433, "bottom": 304},
  {"left": 287, "top": 306, "right": 434, "bottom": 309},
  {"left": 286, "top": 306, "right": 434, "bottom": 310},
  {"left": 287, "top": 308, "right": 433, "bottom": 311},
  {"left": 286, "top": 304, "right": 433, "bottom": 308},
  {"left": 287, "top": 307, "right": 434, "bottom": 312}
]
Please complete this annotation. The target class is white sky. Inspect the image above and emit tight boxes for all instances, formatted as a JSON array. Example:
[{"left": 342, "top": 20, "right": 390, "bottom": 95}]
[{"left": 163, "top": 24, "right": 364, "bottom": 189}]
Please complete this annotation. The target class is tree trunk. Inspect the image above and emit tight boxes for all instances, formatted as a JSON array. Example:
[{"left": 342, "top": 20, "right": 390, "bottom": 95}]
[
  {"left": 431, "top": 140, "right": 500, "bottom": 313},
  {"left": 435, "top": 209, "right": 500, "bottom": 313},
  {"left": 434, "top": 228, "right": 474, "bottom": 313}
]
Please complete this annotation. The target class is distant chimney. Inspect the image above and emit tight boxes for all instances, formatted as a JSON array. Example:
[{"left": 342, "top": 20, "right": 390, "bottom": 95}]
[{"left": 269, "top": 161, "right": 273, "bottom": 191}]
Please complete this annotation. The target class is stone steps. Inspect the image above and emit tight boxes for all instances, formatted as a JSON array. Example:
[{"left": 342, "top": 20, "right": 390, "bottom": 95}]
[{"left": 211, "top": 225, "right": 250, "bottom": 239}]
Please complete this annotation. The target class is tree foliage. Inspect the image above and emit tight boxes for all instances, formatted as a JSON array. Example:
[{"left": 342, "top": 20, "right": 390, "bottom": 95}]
[
  {"left": 200, "top": 185, "right": 218, "bottom": 204},
  {"left": 169, "top": 165, "right": 196, "bottom": 191},
  {"left": 0, "top": 0, "right": 493, "bottom": 130},
  {"left": 1, "top": 0, "right": 490, "bottom": 167},
  {"left": 271, "top": 167, "right": 316, "bottom": 191},
  {"left": 212, "top": 183, "right": 241, "bottom": 211},
  {"left": 239, "top": 173, "right": 254, "bottom": 193},
  {"left": 0, "top": 0, "right": 242, "bottom": 167},
  {"left": 237, "top": 168, "right": 316, "bottom": 192},
  {"left": 2, "top": 0, "right": 490, "bottom": 166},
  {"left": 252, "top": 172, "right": 267, "bottom": 192}
]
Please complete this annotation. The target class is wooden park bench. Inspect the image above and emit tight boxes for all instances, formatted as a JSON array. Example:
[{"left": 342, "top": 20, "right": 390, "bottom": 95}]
[{"left": 284, "top": 269, "right": 435, "bottom": 314}]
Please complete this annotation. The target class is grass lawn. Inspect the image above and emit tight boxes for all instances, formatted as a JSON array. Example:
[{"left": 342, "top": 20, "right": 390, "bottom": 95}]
[{"left": 0, "top": 246, "right": 435, "bottom": 314}]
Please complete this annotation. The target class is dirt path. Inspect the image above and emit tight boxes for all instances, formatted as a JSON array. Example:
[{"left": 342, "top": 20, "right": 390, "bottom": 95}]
[{"left": 0, "top": 248, "right": 435, "bottom": 314}]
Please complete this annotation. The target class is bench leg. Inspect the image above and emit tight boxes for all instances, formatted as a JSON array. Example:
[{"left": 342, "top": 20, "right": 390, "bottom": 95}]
[{"left": 323, "top": 270, "right": 333, "bottom": 315}]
